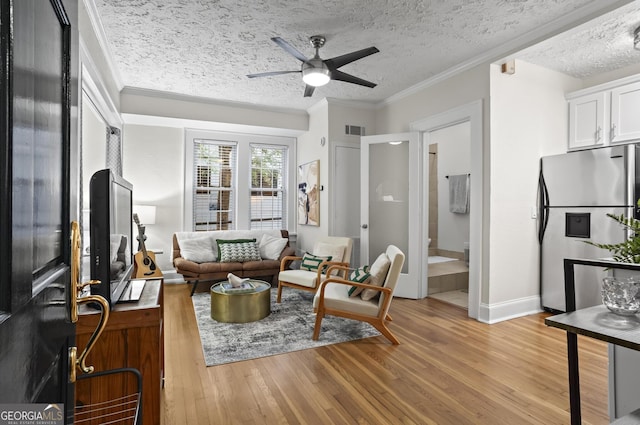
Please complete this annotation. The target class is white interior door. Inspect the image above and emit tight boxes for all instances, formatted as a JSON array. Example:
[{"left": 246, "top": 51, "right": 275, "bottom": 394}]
[
  {"left": 332, "top": 143, "right": 361, "bottom": 267},
  {"left": 361, "top": 132, "right": 423, "bottom": 299}
]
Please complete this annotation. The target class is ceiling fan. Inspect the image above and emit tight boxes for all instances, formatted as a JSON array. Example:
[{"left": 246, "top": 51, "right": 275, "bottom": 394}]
[{"left": 247, "top": 35, "right": 379, "bottom": 97}]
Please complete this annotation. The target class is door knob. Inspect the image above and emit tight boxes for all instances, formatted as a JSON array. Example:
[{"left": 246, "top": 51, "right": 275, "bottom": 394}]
[{"left": 361, "top": 224, "right": 368, "bottom": 229}]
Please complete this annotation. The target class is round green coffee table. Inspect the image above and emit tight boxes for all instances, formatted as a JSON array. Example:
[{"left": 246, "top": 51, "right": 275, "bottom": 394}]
[{"left": 210, "top": 280, "right": 271, "bottom": 323}]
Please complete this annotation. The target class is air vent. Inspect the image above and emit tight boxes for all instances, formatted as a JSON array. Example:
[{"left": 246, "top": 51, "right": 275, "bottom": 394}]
[{"left": 345, "top": 125, "right": 365, "bottom": 136}]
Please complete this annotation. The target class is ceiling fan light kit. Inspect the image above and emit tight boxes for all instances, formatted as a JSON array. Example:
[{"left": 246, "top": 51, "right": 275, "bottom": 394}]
[
  {"left": 247, "top": 34, "right": 379, "bottom": 97},
  {"left": 302, "top": 60, "right": 330, "bottom": 87}
]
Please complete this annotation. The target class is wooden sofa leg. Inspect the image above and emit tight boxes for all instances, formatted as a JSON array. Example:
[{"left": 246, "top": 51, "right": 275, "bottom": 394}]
[{"left": 190, "top": 280, "right": 200, "bottom": 296}]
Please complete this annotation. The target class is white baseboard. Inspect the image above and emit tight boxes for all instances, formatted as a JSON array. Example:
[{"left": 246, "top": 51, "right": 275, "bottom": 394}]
[{"left": 477, "top": 295, "right": 542, "bottom": 324}]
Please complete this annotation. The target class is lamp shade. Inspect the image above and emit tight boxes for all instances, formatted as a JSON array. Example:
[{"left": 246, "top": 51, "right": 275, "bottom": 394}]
[{"left": 133, "top": 205, "right": 156, "bottom": 225}]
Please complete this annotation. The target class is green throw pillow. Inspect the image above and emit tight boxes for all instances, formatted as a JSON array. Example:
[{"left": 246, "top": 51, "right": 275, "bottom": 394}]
[
  {"left": 300, "top": 252, "right": 332, "bottom": 272},
  {"left": 218, "top": 241, "right": 262, "bottom": 263},
  {"left": 348, "top": 265, "right": 371, "bottom": 297},
  {"left": 216, "top": 239, "right": 256, "bottom": 261}
]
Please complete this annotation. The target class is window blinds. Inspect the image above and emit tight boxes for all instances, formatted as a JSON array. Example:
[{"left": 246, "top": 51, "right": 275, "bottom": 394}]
[{"left": 193, "top": 140, "right": 237, "bottom": 231}]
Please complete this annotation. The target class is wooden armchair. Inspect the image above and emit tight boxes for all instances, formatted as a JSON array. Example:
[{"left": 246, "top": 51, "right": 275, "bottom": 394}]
[
  {"left": 277, "top": 236, "right": 353, "bottom": 303},
  {"left": 312, "top": 245, "right": 405, "bottom": 345}
]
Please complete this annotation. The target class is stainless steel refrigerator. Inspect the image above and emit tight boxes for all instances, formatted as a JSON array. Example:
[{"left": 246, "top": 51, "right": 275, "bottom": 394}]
[{"left": 538, "top": 145, "right": 638, "bottom": 313}]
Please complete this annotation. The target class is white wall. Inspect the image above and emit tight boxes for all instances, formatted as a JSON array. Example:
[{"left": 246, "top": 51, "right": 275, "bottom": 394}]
[
  {"left": 432, "top": 122, "right": 471, "bottom": 253},
  {"left": 327, "top": 100, "right": 378, "bottom": 141},
  {"left": 295, "top": 101, "right": 329, "bottom": 253},
  {"left": 122, "top": 124, "right": 184, "bottom": 271},
  {"left": 488, "top": 60, "right": 581, "bottom": 307}
]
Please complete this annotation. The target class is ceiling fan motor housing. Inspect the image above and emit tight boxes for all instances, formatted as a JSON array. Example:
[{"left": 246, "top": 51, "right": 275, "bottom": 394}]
[{"left": 309, "top": 35, "right": 326, "bottom": 48}]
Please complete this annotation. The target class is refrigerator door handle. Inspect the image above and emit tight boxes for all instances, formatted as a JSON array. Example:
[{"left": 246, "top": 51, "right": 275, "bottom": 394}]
[{"left": 538, "top": 169, "right": 550, "bottom": 244}]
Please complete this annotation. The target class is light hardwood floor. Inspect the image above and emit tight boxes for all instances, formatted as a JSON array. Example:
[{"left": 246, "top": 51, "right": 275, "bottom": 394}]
[{"left": 162, "top": 283, "right": 609, "bottom": 425}]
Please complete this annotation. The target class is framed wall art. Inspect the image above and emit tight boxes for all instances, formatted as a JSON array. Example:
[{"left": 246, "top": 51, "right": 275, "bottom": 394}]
[{"left": 297, "top": 160, "right": 319, "bottom": 226}]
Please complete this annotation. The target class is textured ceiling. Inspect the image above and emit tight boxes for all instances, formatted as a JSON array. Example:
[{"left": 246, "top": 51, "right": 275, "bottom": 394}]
[
  {"left": 92, "top": 0, "right": 640, "bottom": 111},
  {"left": 518, "top": 1, "right": 640, "bottom": 78}
]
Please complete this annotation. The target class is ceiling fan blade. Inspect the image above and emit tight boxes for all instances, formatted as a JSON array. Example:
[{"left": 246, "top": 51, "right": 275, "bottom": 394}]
[
  {"left": 324, "top": 47, "right": 379, "bottom": 70},
  {"left": 247, "top": 70, "right": 300, "bottom": 78},
  {"left": 330, "top": 70, "right": 377, "bottom": 88},
  {"left": 304, "top": 85, "right": 315, "bottom": 97},
  {"left": 271, "top": 37, "right": 310, "bottom": 64}
]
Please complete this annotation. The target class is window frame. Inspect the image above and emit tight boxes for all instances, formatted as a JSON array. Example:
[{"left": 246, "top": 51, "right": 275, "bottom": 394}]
[
  {"left": 249, "top": 143, "right": 288, "bottom": 230},
  {"left": 184, "top": 129, "right": 296, "bottom": 231}
]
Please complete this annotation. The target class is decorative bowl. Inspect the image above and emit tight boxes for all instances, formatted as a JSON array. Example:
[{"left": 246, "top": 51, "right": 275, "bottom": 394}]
[{"left": 602, "top": 276, "right": 640, "bottom": 316}]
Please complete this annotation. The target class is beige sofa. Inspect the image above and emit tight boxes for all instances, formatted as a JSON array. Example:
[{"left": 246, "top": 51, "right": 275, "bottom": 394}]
[{"left": 172, "top": 229, "right": 294, "bottom": 295}]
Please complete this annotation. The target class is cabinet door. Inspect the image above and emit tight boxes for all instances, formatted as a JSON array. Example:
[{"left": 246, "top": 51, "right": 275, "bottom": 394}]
[
  {"left": 610, "top": 81, "right": 640, "bottom": 144},
  {"left": 568, "top": 92, "right": 608, "bottom": 150}
]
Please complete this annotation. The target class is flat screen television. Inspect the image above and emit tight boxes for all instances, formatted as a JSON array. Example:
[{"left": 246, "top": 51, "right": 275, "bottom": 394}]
[{"left": 89, "top": 169, "right": 134, "bottom": 306}]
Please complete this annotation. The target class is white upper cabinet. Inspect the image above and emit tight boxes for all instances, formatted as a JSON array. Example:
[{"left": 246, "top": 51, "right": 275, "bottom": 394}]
[
  {"left": 610, "top": 81, "right": 640, "bottom": 144},
  {"left": 568, "top": 92, "right": 607, "bottom": 150},
  {"left": 567, "top": 76, "right": 640, "bottom": 151}
]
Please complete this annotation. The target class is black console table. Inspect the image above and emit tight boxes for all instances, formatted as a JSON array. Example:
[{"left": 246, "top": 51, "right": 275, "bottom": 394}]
[{"left": 545, "top": 258, "right": 640, "bottom": 425}]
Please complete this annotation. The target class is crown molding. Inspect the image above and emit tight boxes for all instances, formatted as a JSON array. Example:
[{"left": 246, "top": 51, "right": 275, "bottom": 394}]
[
  {"left": 80, "top": 36, "right": 122, "bottom": 127},
  {"left": 325, "top": 97, "right": 377, "bottom": 110},
  {"left": 378, "top": 0, "right": 634, "bottom": 108},
  {"left": 81, "top": 0, "right": 124, "bottom": 90},
  {"left": 120, "top": 86, "right": 309, "bottom": 117},
  {"left": 122, "top": 113, "right": 305, "bottom": 137}
]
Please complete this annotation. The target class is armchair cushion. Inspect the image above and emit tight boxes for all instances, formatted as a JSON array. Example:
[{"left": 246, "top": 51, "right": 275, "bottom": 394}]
[
  {"left": 300, "top": 253, "right": 332, "bottom": 271},
  {"left": 278, "top": 269, "right": 326, "bottom": 288},
  {"left": 179, "top": 236, "right": 216, "bottom": 263},
  {"left": 314, "top": 281, "right": 379, "bottom": 317},
  {"left": 361, "top": 253, "right": 391, "bottom": 301},
  {"left": 218, "top": 240, "right": 262, "bottom": 263},
  {"left": 258, "top": 233, "right": 288, "bottom": 260},
  {"left": 348, "top": 265, "right": 371, "bottom": 297}
]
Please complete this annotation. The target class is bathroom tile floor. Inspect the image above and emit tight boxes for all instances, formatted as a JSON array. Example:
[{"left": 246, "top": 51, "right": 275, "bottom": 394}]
[
  {"left": 430, "top": 289, "right": 468, "bottom": 309},
  {"left": 428, "top": 259, "right": 469, "bottom": 309}
]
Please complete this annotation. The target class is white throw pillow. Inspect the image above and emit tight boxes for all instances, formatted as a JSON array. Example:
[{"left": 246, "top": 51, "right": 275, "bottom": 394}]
[
  {"left": 361, "top": 253, "right": 391, "bottom": 301},
  {"left": 314, "top": 242, "right": 345, "bottom": 263},
  {"left": 179, "top": 236, "right": 216, "bottom": 263},
  {"left": 258, "top": 233, "right": 288, "bottom": 260}
]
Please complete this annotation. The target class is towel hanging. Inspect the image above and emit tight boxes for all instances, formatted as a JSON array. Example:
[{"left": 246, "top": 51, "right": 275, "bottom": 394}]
[{"left": 448, "top": 174, "right": 470, "bottom": 214}]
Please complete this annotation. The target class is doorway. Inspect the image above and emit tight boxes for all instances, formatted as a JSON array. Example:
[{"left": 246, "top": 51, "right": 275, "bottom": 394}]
[
  {"left": 425, "top": 122, "right": 471, "bottom": 309},
  {"left": 411, "top": 100, "right": 483, "bottom": 319}
]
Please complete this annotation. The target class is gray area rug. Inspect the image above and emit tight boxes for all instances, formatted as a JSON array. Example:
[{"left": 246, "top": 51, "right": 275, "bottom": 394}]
[{"left": 191, "top": 287, "right": 381, "bottom": 366}]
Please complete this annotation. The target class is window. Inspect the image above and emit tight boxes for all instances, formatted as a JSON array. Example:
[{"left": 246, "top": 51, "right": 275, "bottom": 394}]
[
  {"left": 185, "top": 130, "right": 295, "bottom": 231},
  {"left": 192, "top": 140, "right": 236, "bottom": 231},
  {"left": 250, "top": 145, "right": 287, "bottom": 229}
]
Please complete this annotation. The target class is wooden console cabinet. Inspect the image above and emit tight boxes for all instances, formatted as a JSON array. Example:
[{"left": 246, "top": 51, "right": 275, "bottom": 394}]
[{"left": 76, "top": 279, "right": 164, "bottom": 425}]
